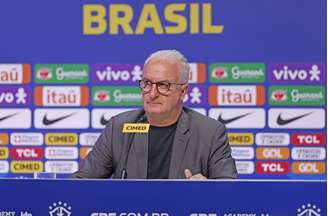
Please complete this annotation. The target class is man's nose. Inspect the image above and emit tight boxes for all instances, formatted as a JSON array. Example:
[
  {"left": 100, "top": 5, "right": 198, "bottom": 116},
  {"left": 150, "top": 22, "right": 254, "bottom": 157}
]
[{"left": 149, "top": 83, "right": 159, "bottom": 98}]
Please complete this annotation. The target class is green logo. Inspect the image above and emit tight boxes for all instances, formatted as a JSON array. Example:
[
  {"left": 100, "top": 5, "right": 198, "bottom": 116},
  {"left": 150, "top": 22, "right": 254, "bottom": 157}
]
[
  {"left": 269, "top": 86, "right": 325, "bottom": 106},
  {"left": 34, "top": 64, "right": 89, "bottom": 83},
  {"left": 92, "top": 86, "right": 142, "bottom": 106},
  {"left": 209, "top": 63, "right": 265, "bottom": 83}
]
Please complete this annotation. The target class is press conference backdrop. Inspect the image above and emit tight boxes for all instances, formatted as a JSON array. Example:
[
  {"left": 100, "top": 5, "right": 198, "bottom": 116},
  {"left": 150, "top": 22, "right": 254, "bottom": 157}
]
[{"left": 0, "top": 0, "right": 326, "bottom": 179}]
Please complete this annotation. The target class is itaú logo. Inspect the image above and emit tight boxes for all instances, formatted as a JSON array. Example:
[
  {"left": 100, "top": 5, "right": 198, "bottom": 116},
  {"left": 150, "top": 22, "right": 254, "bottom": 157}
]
[{"left": 83, "top": 3, "right": 223, "bottom": 35}]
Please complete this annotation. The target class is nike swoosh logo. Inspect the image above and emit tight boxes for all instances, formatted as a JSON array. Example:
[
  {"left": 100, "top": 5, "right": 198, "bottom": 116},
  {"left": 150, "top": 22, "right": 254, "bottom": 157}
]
[
  {"left": 277, "top": 112, "right": 313, "bottom": 125},
  {"left": 100, "top": 114, "right": 109, "bottom": 125},
  {"left": 42, "top": 112, "right": 76, "bottom": 125},
  {"left": 218, "top": 112, "right": 253, "bottom": 124},
  {"left": 0, "top": 113, "right": 18, "bottom": 122}
]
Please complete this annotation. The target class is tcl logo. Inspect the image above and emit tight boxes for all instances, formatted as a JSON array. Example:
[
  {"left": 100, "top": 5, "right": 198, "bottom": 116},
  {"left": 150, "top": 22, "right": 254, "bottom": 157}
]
[
  {"left": 292, "top": 162, "right": 325, "bottom": 174},
  {"left": 11, "top": 147, "right": 43, "bottom": 160},
  {"left": 256, "top": 162, "right": 289, "bottom": 174},
  {"left": 292, "top": 133, "right": 325, "bottom": 145}
]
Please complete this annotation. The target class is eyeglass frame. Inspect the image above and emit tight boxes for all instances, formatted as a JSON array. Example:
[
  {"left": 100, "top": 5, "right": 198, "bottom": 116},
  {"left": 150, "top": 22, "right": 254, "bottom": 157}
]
[{"left": 139, "top": 78, "right": 187, "bottom": 95}]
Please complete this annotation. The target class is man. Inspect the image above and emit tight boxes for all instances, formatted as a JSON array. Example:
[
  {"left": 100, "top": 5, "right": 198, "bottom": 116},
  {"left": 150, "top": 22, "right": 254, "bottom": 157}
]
[{"left": 73, "top": 50, "right": 237, "bottom": 179}]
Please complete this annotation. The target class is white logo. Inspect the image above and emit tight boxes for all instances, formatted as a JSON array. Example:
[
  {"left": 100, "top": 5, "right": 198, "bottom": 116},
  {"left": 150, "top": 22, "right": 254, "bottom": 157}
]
[
  {"left": 79, "top": 133, "right": 101, "bottom": 146},
  {"left": 183, "top": 86, "right": 202, "bottom": 104},
  {"left": 11, "top": 133, "right": 43, "bottom": 146},
  {"left": 49, "top": 201, "right": 72, "bottom": 216},
  {"left": 91, "top": 108, "right": 133, "bottom": 129},
  {"left": 235, "top": 161, "right": 255, "bottom": 174},
  {"left": 0, "top": 64, "right": 24, "bottom": 84},
  {"left": 45, "top": 147, "right": 78, "bottom": 159},
  {"left": 297, "top": 203, "right": 321, "bottom": 216},
  {"left": 273, "top": 64, "right": 321, "bottom": 81},
  {"left": 41, "top": 86, "right": 82, "bottom": 106},
  {"left": 96, "top": 65, "right": 142, "bottom": 82},
  {"left": 231, "top": 147, "right": 254, "bottom": 160},
  {"left": 45, "top": 161, "right": 78, "bottom": 173},
  {"left": 0, "top": 109, "right": 31, "bottom": 129},
  {"left": 209, "top": 108, "right": 265, "bottom": 129},
  {"left": 255, "top": 133, "right": 289, "bottom": 146},
  {"left": 291, "top": 147, "right": 326, "bottom": 160},
  {"left": 0, "top": 87, "right": 27, "bottom": 104}
]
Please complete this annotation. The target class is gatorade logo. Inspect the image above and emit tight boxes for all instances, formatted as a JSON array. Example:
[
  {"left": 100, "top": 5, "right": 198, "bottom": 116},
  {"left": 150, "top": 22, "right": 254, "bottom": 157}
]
[
  {"left": 11, "top": 161, "right": 43, "bottom": 173},
  {"left": 256, "top": 147, "right": 290, "bottom": 160},
  {"left": 11, "top": 147, "right": 43, "bottom": 160},
  {"left": 292, "top": 133, "right": 325, "bottom": 146},
  {"left": 122, "top": 123, "right": 150, "bottom": 133},
  {"left": 256, "top": 162, "right": 289, "bottom": 174},
  {"left": 228, "top": 133, "right": 253, "bottom": 145},
  {"left": 0, "top": 147, "right": 9, "bottom": 159},
  {"left": 45, "top": 133, "right": 78, "bottom": 145},
  {"left": 292, "top": 162, "right": 325, "bottom": 174},
  {"left": 0, "top": 133, "right": 9, "bottom": 145}
]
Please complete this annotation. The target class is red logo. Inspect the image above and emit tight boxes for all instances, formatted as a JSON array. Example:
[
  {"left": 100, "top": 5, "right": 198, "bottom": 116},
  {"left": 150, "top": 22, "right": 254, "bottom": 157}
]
[
  {"left": 272, "top": 90, "right": 287, "bottom": 101},
  {"left": 212, "top": 67, "right": 227, "bottom": 79},
  {"left": 37, "top": 68, "right": 52, "bottom": 80},
  {"left": 292, "top": 133, "right": 325, "bottom": 146},
  {"left": 11, "top": 147, "right": 43, "bottom": 160},
  {"left": 95, "top": 91, "right": 110, "bottom": 102},
  {"left": 256, "top": 162, "right": 289, "bottom": 174}
]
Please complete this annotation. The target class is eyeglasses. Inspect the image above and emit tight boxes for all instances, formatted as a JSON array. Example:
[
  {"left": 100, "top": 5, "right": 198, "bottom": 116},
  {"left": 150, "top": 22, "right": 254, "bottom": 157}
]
[{"left": 139, "top": 79, "right": 186, "bottom": 95}]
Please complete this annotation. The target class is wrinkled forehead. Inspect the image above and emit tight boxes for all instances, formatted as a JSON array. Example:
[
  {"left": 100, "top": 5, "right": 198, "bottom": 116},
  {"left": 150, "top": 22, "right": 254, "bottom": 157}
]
[{"left": 143, "top": 58, "right": 182, "bottom": 81}]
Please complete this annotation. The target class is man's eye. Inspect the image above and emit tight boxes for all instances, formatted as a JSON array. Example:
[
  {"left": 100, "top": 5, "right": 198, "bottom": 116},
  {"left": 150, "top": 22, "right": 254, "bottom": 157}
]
[{"left": 158, "top": 82, "right": 169, "bottom": 89}]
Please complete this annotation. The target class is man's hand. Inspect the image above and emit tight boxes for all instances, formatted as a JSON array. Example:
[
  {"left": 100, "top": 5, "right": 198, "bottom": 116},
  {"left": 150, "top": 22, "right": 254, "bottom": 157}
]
[{"left": 184, "top": 169, "right": 207, "bottom": 180}]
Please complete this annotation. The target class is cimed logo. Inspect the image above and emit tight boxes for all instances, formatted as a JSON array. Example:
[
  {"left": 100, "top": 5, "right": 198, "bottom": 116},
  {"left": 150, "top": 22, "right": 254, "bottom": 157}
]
[{"left": 49, "top": 201, "right": 72, "bottom": 216}]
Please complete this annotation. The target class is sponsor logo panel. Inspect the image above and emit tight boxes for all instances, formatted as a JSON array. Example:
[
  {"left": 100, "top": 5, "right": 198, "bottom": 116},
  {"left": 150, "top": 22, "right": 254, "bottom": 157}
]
[
  {"left": 11, "top": 161, "right": 43, "bottom": 173},
  {"left": 0, "top": 161, "right": 9, "bottom": 173},
  {"left": 256, "top": 147, "right": 290, "bottom": 160},
  {"left": 209, "top": 63, "right": 265, "bottom": 83},
  {"left": 0, "top": 86, "right": 31, "bottom": 106},
  {"left": 291, "top": 147, "right": 326, "bottom": 160},
  {"left": 231, "top": 147, "right": 254, "bottom": 159},
  {"left": 209, "top": 85, "right": 265, "bottom": 106},
  {"left": 80, "top": 147, "right": 92, "bottom": 159},
  {"left": 34, "top": 64, "right": 89, "bottom": 83},
  {"left": 256, "top": 162, "right": 290, "bottom": 174},
  {"left": 11, "top": 147, "right": 43, "bottom": 160},
  {"left": 209, "top": 108, "right": 265, "bottom": 128},
  {"left": 10, "top": 133, "right": 43, "bottom": 146},
  {"left": 228, "top": 133, "right": 253, "bottom": 145},
  {"left": 0, "top": 147, "right": 9, "bottom": 159},
  {"left": 0, "top": 109, "right": 31, "bottom": 129},
  {"left": 34, "top": 108, "right": 89, "bottom": 129},
  {"left": 255, "top": 133, "right": 289, "bottom": 146},
  {"left": 188, "top": 63, "right": 206, "bottom": 83},
  {"left": 92, "top": 86, "right": 142, "bottom": 106},
  {"left": 45, "top": 147, "right": 78, "bottom": 159},
  {"left": 292, "top": 133, "right": 325, "bottom": 146},
  {"left": 79, "top": 133, "right": 101, "bottom": 146},
  {"left": 269, "top": 86, "right": 325, "bottom": 106},
  {"left": 0, "top": 64, "right": 31, "bottom": 84},
  {"left": 268, "top": 108, "right": 325, "bottom": 129},
  {"left": 268, "top": 63, "right": 325, "bottom": 84},
  {"left": 34, "top": 86, "right": 89, "bottom": 106},
  {"left": 45, "top": 161, "right": 78, "bottom": 173},
  {"left": 0, "top": 133, "right": 9, "bottom": 145},
  {"left": 183, "top": 85, "right": 207, "bottom": 106},
  {"left": 92, "top": 108, "right": 134, "bottom": 129},
  {"left": 45, "top": 133, "right": 78, "bottom": 145},
  {"left": 292, "top": 162, "right": 325, "bottom": 174},
  {"left": 235, "top": 161, "right": 254, "bottom": 174},
  {"left": 91, "top": 64, "right": 142, "bottom": 84}
]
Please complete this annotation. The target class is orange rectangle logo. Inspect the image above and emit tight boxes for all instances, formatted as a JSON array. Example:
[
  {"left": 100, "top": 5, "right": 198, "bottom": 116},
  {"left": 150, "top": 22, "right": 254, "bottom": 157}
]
[
  {"left": 292, "top": 162, "right": 325, "bottom": 174},
  {"left": 256, "top": 147, "right": 290, "bottom": 160},
  {"left": 0, "top": 133, "right": 9, "bottom": 145}
]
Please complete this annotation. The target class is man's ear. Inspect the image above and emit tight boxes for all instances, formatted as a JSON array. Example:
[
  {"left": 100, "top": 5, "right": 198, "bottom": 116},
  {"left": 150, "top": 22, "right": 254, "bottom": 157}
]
[{"left": 180, "top": 84, "right": 188, "bottom": 100}]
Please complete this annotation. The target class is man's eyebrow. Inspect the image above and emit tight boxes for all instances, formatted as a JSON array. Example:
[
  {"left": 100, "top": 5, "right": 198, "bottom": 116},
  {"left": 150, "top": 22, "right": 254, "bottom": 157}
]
[{"left": 143, "top": 78, "right": 170, "bottom": 83}]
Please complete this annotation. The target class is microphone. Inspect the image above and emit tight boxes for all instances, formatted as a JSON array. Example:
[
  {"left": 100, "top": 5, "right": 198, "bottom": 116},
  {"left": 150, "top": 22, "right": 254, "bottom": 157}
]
[{"left": 120, "top": 115, "right": 148, "bottom": 179}]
